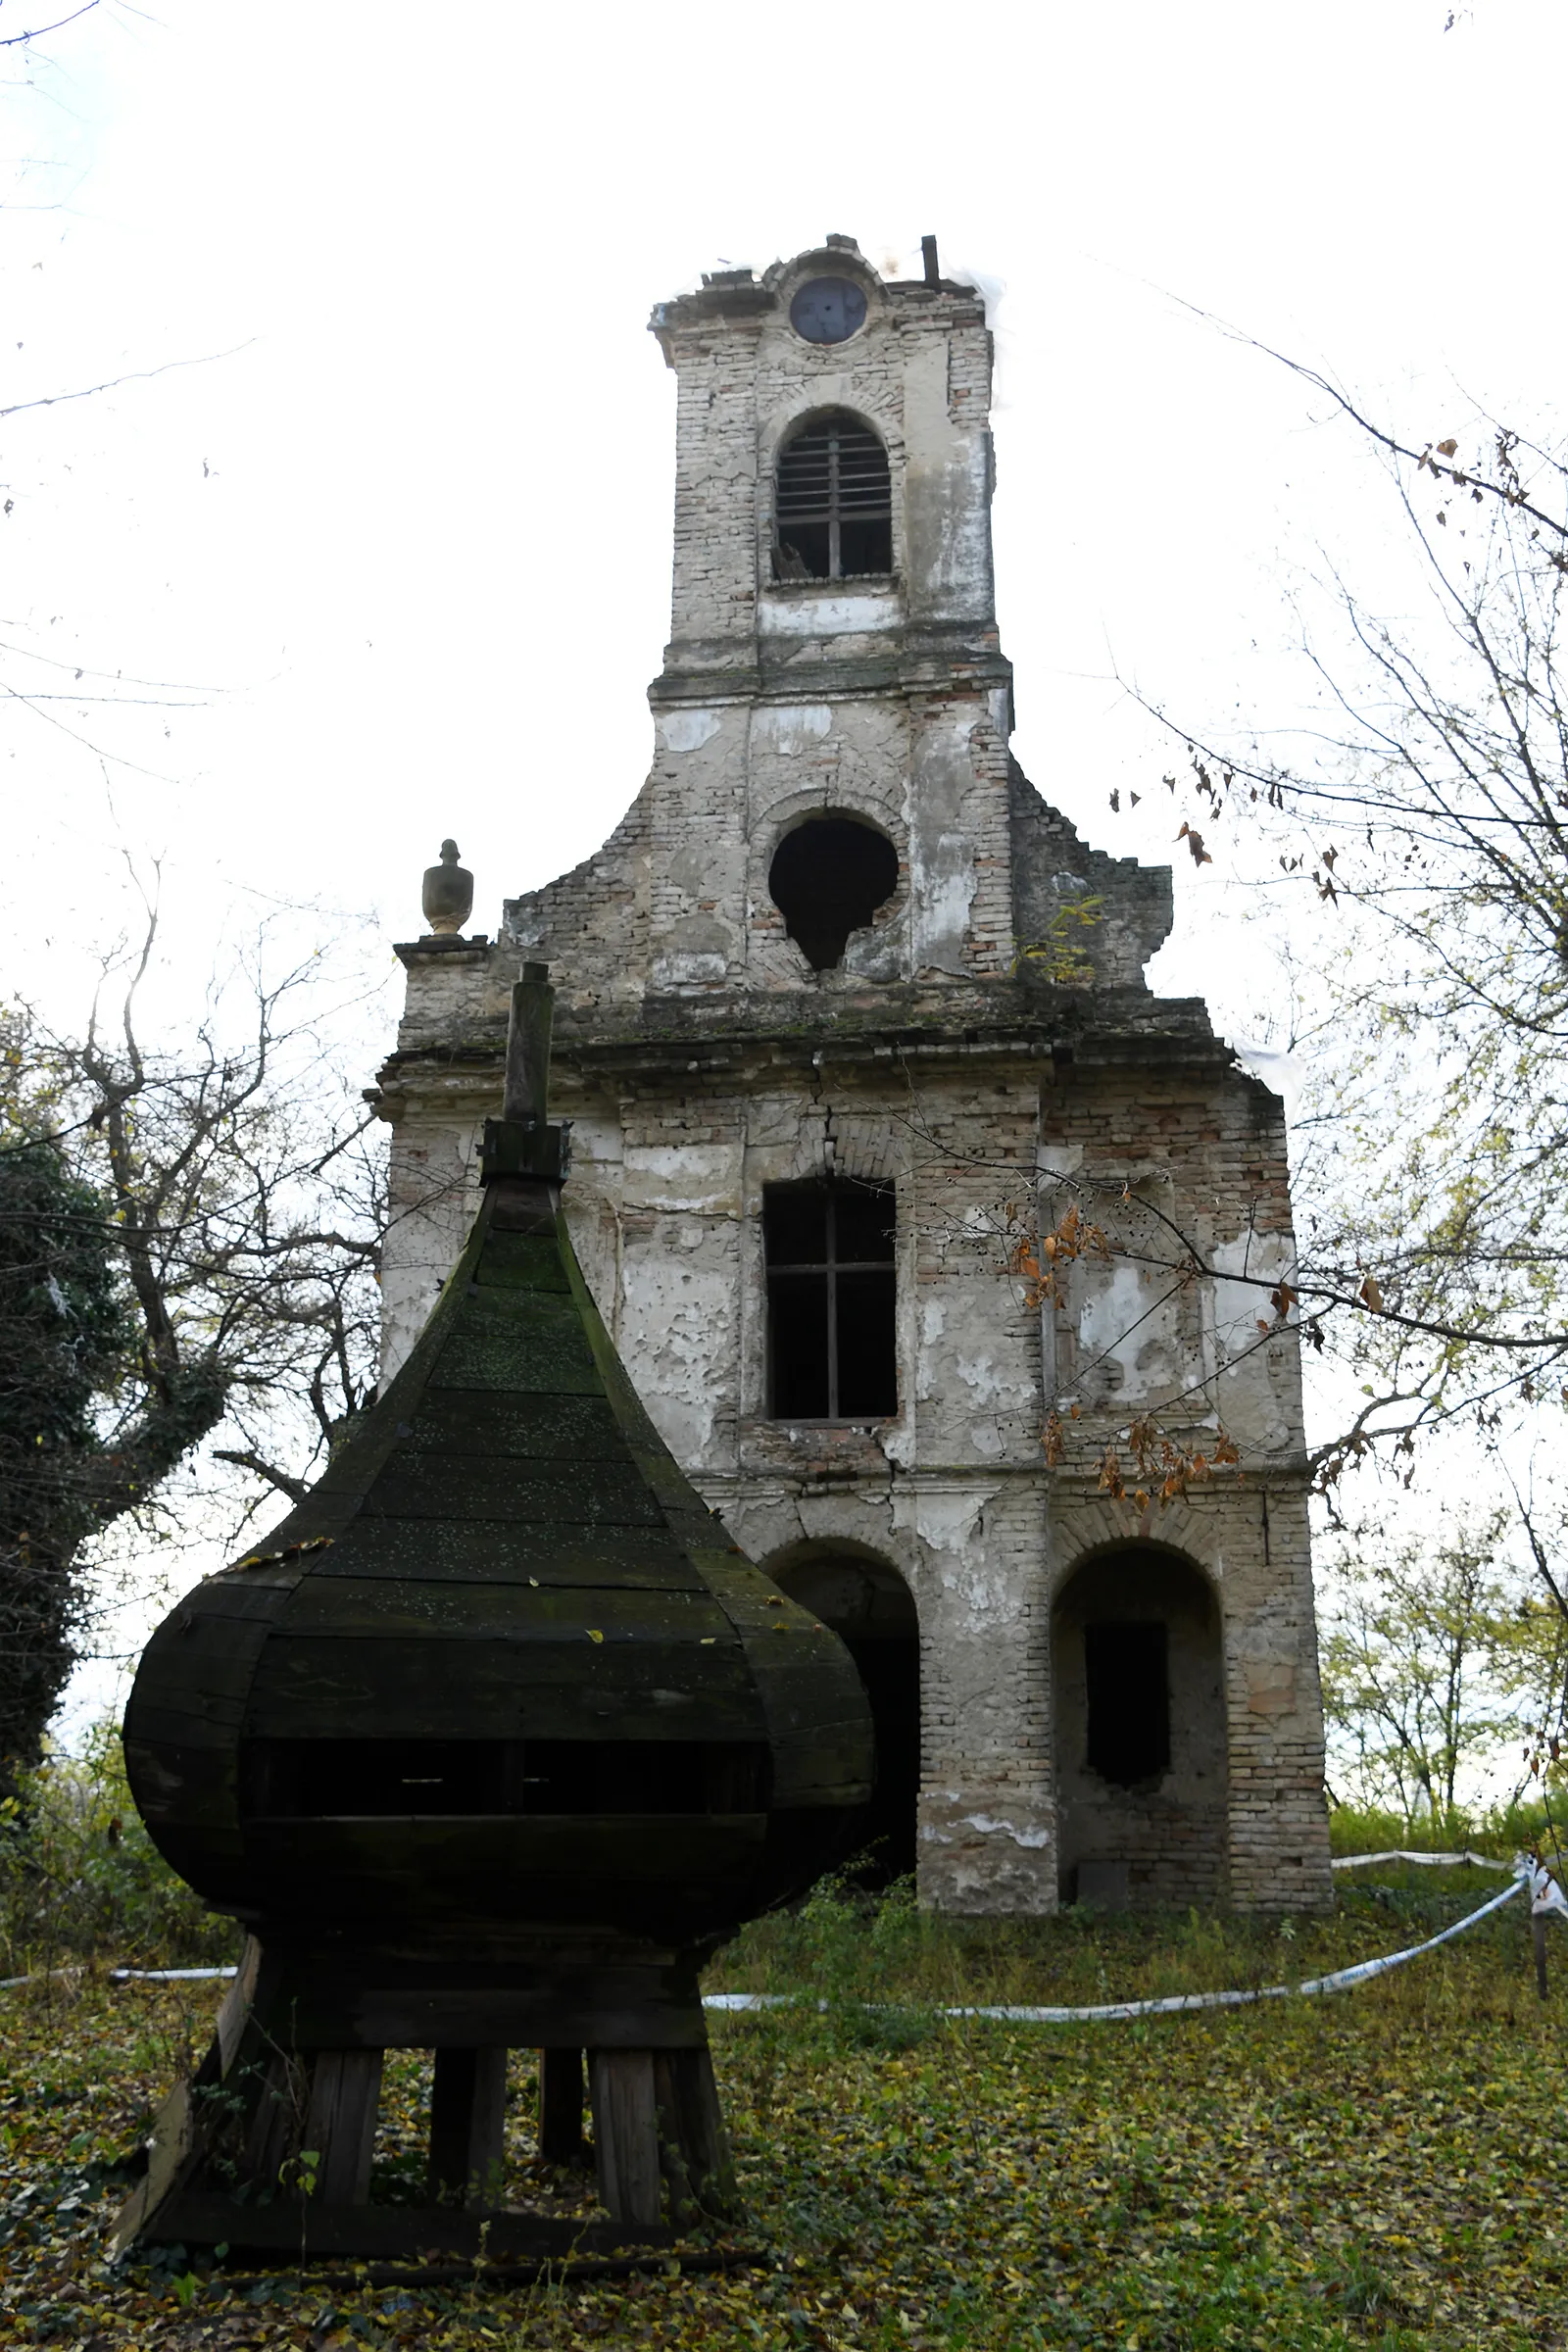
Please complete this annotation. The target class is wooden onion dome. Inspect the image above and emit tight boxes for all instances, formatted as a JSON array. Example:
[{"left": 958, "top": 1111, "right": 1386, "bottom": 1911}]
[{"left": 117, "top": 961, "right": 873, "bottom": 2262}]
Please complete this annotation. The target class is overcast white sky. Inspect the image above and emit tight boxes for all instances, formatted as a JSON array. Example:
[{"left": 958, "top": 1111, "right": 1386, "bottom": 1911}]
[
  {"left": 6, "top": 0, "right": 1564, "bottom": 1039},
  {"left": 7, "top": 0, "right": 1565, "bottom": 1754}
]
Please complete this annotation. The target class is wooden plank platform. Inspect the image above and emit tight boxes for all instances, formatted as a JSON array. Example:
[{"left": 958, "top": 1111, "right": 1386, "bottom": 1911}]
[{"left": 152, "top": 2193, "right": 679, "bottom": 2259}]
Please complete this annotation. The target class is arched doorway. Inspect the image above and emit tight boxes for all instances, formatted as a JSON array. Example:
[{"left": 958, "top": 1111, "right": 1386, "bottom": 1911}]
[
  {"left": 1053, "top": 1546, "right": 1228, "bottom": 1909},
  {"left": 770, "top": 1551, "right": 919, "bottom": 1886}
]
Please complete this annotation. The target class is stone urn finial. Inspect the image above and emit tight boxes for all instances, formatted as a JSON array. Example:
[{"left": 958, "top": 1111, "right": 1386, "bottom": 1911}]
[{"left": 421, "top": 839, "right": 473, "bottom": 936}]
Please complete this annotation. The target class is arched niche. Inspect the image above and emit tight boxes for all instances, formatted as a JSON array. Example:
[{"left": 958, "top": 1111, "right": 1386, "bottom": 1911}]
[
  {"left": 1052, "top": 1545, "right": 1228, "bottom": 1910},
  {"left": 768, "top": 1548, "right": 919, "bottom": 1886}
]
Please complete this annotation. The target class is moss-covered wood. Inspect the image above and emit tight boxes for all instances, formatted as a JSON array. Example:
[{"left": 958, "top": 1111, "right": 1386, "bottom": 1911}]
[
  {"left": 120, "top": 972, "right": 874, "bottom": 2254},
  {"left": 125, "top": 1149, "right": 873, "bottom": 1945}
]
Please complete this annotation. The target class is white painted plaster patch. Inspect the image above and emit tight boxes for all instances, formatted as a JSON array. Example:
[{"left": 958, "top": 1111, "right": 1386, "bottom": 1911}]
[
  {"left": 955, "top": 1352, "right": 1032, "bottom": 1411},
  {"left": 1038, "top": 1144, "right": 1085, "bottom": 1178},
  {"left": 622, "top": 1144, "right": 740, "bottom": 1216},
  {"left": 751, "top": 703, "right": 833, "bottom": 754},
  {"left": 651, "top": 951, "right": 728, "bottom": 988},
  {"left": 1208, "top": 1230, "right": 1296, "bottom": 1370},
  {"left": 660, "top": 708, "right": 722, "bottom": 753},
  {"left": 895, "top": 1486, "right": 999, "bottom": 1556},
  {"left": 759, "top": 592, "right": 903, "bottom": 638},
  {"left": 956, "top": 1814, "right": 1052, "bottom": 1851},
  {"left": 796, "top": 1491, "right": 895, "bottom": 1547},
  {"left": 878, "top": 1419, "right": 916, "bottom": 1471},
  {"left": 620, "top": 1256, "right": 735, "bottom": 1464},
  {"left": 914, "top": 859, "right": 977, "bottom": 959},
  {"left": 1076, "top": 1260, "right": 1186, "bottom": 1402}
]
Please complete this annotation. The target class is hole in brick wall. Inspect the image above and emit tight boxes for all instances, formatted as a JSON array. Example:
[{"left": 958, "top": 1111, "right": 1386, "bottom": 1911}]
[
  {"left": 769, "top": 815, "right": 898, "bottom": 971},
  {"left": 1084, "top": 1622, "right": 1170, "bottom": 1787}
]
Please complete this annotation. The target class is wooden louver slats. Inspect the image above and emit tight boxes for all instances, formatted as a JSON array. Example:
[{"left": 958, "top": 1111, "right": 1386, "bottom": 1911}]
[{"left": 775, "top": 417, "right": 891, "bottom": 522}]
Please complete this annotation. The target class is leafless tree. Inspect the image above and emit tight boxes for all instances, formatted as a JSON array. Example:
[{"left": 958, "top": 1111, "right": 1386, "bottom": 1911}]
[
  {"left": 1114, "top": 333, "right": 1568, "bottom": 1491},
  {"left": 0, "top": 895, "right": 396, "bottom": 1777}
]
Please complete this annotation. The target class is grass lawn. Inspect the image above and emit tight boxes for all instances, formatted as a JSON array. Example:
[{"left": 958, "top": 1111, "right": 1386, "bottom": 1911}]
[{"left": 0, "top": 1874, "right": 1562, "bottom": 2349}]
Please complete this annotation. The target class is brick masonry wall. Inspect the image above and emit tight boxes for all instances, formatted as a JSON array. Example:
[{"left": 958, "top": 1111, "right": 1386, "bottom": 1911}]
[
  {"left": 370, "top": 242, "right": 1332, "bottom": 1916},
  {"left": 377, "top": 1035, "right": 1331, "bottom": 1915}
]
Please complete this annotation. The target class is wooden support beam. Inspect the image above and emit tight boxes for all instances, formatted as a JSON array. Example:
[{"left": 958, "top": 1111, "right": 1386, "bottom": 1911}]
[
  {"left": 427, "top": 2046, "right": 509, "bottom": 2205},
  {"left": 654, "top": 2044, "right": 738, "bottom": 2222},
  {"left": 305, "top": 2049, "right": 384, "bottom": 2206},
  {"left": 243, "top": 2051, "right": 306, "bottom": 2194},
  {"left": 538, "top": 2047, "right": 586, "bottom": 2166},
  {"left": 146, "top": 2192, "right": 677, "bottom": 2260},
  {"left": 588, "top": 2049, "right": 661, "bottom": 2226}
]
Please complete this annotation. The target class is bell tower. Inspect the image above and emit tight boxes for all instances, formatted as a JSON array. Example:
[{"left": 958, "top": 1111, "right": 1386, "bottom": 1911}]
[
  {"left": 377, "top": 236, "right": 1334, "bottom": 1922},
  {"left": 656, "top": 234, "right": 1003, "bottom": 690},
  {"left": 630, "top": 234, "right": 1015, "bottom": 995}
]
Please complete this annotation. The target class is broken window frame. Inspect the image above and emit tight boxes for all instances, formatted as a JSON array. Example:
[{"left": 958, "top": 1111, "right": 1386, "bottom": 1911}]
[
  {"left": 763, "top": 1180, "right": 898, "bottom": 1422},
  {"left": 773, "top": 411, "right": 894, "bottom": 584}
]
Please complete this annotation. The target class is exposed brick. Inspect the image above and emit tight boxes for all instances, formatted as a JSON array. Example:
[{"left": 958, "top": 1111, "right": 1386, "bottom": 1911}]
[{"left": 371, "top": 238, "right": 1332, "bottom": 1919}]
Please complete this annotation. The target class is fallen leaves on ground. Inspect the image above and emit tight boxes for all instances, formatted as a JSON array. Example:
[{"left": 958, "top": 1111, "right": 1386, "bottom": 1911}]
[{"left": 0, "top": 1876, "right": 1563, "bottom": 2348}]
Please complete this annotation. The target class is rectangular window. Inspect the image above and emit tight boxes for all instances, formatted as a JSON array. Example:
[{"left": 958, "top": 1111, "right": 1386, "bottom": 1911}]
[
  {"left": 764, "top": 1180, "right": 896, "bottom": 1420},
  {"left": 1084, "top": 1622, "right": 1170, "bottom": 1786}
]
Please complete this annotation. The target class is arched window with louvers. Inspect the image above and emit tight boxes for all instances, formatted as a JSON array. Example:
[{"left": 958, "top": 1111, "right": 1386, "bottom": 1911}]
[{"left": 772, "top": 410, "right": 894, "bottom": 583}]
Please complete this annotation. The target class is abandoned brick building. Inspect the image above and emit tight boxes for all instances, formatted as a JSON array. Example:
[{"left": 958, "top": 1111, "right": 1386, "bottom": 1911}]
[{"left": 372, "top": 237, "right": 1333, "bottom": 1914}]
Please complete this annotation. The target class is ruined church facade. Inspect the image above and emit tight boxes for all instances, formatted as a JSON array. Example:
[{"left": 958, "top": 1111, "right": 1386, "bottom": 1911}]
[{"left": 373, "top": 239, "right": 1333, "bottom": 1914}]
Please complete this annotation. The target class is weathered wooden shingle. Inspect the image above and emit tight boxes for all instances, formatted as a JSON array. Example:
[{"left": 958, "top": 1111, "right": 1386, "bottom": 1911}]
[{"left": 125, "top": 1144, "right": 873, "bottom": 1944}]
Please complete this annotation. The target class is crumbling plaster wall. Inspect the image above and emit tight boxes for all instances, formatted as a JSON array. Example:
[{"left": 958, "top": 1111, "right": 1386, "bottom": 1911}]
[
  {"left": 653, "top": 257, "right": 996, "bottom": 663},
  {"left": 374, "top": 1021, "right": 1328, "bottom": 1912},
  {"left": 499, "top": 257, "right": 1012, "bottom": 1011},
  {"left": 503, "top": 686, "right": 1021, "bottom": 1004},
  {"left": 378, "top": 1037, "right": 1325, "bottom": 1913},
  {"left": 1038, "top": 1060, "right": 1304, "bottom": 1462},
  {"left": 1050, "top": 1488, "right": 1330, "bottom": 1913},
  {"left": 370, "top": 234, "right": 1331, "bottom": 1914}
]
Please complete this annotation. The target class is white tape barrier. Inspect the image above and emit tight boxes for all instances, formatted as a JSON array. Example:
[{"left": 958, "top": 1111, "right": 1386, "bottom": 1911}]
[
  {"left": 6, "top": 1862, "right": 1564, "bottom": 2014},
  {"left": 1331, "top": 1848, "right": 1515, "bottom": 1872},
  {"left": 1530, "top": 1860, "right": 1568, "bottom": 1919},
  {"left": 710, "top": 1866, "right": 1564, "bottom": 2027},
  {"left": 0, "top": 1962, "right": 236, "bottom": 1990}
]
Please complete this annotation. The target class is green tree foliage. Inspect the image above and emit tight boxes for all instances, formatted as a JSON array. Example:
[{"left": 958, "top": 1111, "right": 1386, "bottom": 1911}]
[
  {"left": 0, "top": 1127, "right": 128, "bottom": 1788},
  {"left": 0, "top": 919, "right": 385, "bottom": 1782},
  {"left": 1319, "top": 1508, "right": 1568, "bottom": 1820},
  {"left": 0, "top": 1721, "right": 230, "bottom": 1977}
]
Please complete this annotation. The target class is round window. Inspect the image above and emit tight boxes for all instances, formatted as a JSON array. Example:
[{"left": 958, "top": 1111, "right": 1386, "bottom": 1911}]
[
  {"left": 790, "top": 277, "right": 868, "bottom": 345},
  {"left": 769, "top": 814, "right": 898, "bottom": 971}
]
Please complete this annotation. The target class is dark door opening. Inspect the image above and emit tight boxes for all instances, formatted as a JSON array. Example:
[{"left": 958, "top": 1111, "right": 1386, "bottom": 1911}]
[
  {"left": 770, "top": 1554, "right": 919, "bottom": 1887},
  {"left": 1053, "top": 1547, "right": 1229, "bottom": 1909},
  {"left": 1084, "top": 1622, "right": 1170, "bottom": 1786}
]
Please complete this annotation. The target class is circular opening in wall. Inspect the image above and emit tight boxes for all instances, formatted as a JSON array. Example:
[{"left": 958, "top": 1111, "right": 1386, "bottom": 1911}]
[{"left": 769, "top": 815, "right": 899, "bottom": 973}]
